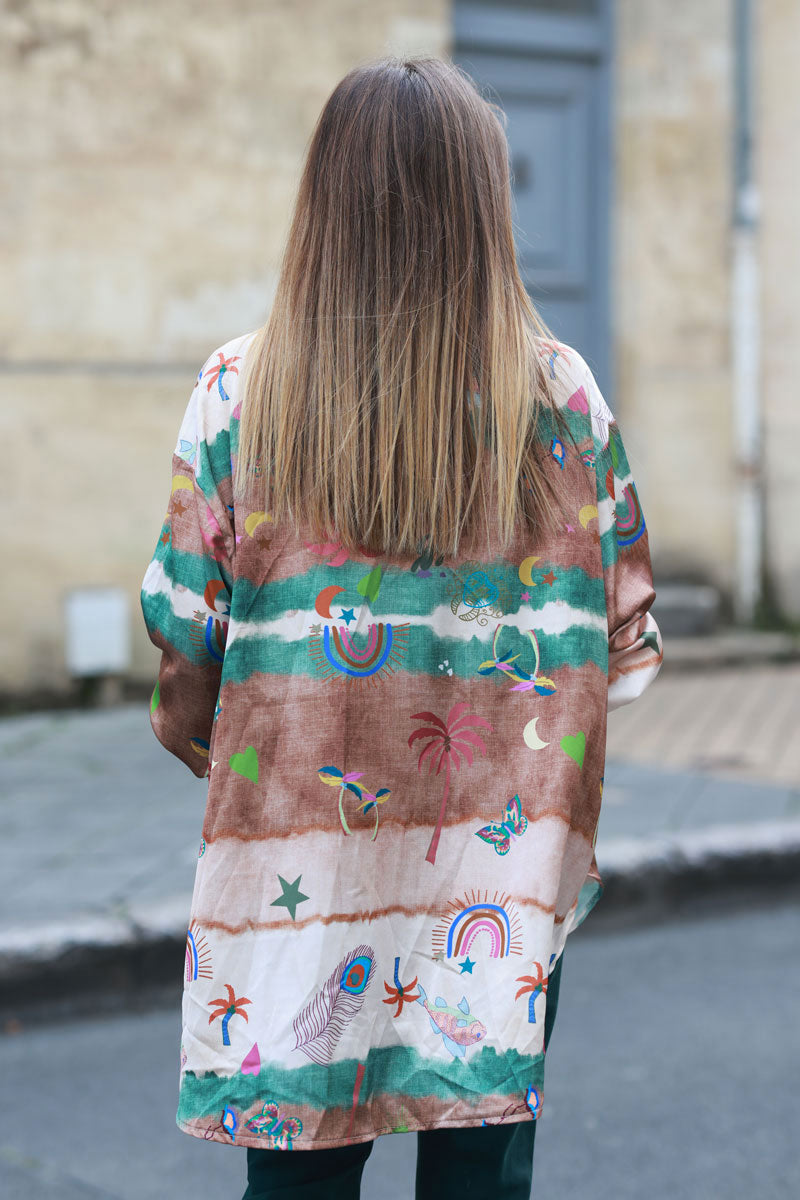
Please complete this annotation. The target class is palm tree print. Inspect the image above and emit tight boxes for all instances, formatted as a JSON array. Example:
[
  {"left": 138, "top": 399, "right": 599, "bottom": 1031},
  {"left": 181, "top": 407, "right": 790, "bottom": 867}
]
[
  {"left": 207, "top": 983, "right": 252, "bottom": 1046},
  {"left": 514, "top": 957, "right": 554, "bottom": 1023},
  {"left": 408, "top": 700, "right": 493, "bottom": 865},
  {"left": 203, "top": 352, "right": 241, "bottom": 403},
  {"left": 383, "top": 956, "right": 420, "bottom": 1018}
]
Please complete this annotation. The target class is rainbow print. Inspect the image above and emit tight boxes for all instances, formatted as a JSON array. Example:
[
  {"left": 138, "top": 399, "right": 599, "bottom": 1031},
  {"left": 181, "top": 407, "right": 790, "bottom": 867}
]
[
  {"left": 432, "top": 891, "right": 523, "bottom": 961},
  {"left": 141, "top": 327, "right": 664, "bottom": 1151},
  {"left": 308, "top": 621, "right": 410, "bottom": 683},
  {"left": 616, "top": 482, "right": 646, "bottom": 547}
]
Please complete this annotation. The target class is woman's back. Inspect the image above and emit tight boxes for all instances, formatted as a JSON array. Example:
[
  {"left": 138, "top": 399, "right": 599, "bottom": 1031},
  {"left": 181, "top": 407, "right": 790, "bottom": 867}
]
[{"left": 141, "top": 325, "right": 662, "bottom": 1149}]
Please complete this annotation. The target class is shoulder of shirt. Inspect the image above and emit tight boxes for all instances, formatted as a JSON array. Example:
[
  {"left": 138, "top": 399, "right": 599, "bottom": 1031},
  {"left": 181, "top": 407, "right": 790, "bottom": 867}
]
[
  {"left": 533, "top": 336, "right": 615, "bottom": 449},
  {"left": 174, "top": 328, "right": 260, "bottom": 465}
]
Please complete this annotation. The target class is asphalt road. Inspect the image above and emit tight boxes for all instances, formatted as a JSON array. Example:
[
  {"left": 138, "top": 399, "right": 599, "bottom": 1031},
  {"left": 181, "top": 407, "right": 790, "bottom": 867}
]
[{"left": 2, "top": 899, "right": 797, "bottom": 1200}]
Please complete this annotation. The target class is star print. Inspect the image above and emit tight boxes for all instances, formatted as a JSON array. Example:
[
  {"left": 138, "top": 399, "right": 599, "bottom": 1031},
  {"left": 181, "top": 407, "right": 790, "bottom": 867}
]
[
  {"left": 520, "top": 590, "right": 530, "bottom": 601},
  {"left": 172, "top": 498, "right": 188, "bottom": 517},
  {"left": 209, "top": 759, "right": 219, "bottom": 771},
  {"left": 541, "top": 571, "right": 556, "bottom": 586},
  {"left": 432, "top": 951, "right": 445, "bottom": 962},
  {"left": 310, "top": 623, "right": 322, "bottom": 634},
  {"left": 565, "top": 523, "right": 575, "bottom": 533},
  {"left": 642, "top": 631, "right": 660, "bottom": 652},
  {"left": 270, "top": 874, "right": 309, "bottom": 921},
  {"left": 460, "top": 957, "right": 475, "bottom": 974},
  {"left": 339, "top": 607, "right": 356, "bottom": 625},
  {"left": 160, "top": 529, "right": 170, "bottom": 546}
]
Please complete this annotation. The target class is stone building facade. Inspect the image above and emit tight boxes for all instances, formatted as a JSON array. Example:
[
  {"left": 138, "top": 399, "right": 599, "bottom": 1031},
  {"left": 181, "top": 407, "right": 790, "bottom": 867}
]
[{"left": 1, "top": 1, "right": 797, "bottom": 694}]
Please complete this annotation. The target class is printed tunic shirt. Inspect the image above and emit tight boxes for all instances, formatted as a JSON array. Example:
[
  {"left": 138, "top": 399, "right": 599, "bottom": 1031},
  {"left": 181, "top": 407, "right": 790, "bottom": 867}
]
[{"left": 141, "top": 329, "right": 663, "bottom": 1152}]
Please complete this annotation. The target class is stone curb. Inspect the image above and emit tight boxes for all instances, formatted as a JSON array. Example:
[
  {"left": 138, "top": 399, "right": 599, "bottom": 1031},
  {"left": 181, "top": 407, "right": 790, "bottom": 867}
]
[
  {"left": 588, "top": 819, "right": 800, "bottom": 927},
  {"left": 2, "top": 823, "right": 799, "bottom": 1023}
]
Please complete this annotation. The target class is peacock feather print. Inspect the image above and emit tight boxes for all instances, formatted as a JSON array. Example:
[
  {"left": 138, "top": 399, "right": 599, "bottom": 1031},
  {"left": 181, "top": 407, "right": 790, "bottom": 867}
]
[{"left": 293, "top": 944, "right": 376, "bottom": 1065}]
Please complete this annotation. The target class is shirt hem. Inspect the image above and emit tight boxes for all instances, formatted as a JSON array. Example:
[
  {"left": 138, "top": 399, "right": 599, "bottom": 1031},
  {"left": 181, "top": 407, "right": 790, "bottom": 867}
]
[{"left": 176, "top": 1104, "right": 540, "bottom": 1152}]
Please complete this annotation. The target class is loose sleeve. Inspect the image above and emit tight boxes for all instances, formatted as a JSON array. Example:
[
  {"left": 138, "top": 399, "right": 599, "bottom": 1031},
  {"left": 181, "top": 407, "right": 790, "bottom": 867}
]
[
  {"left": 578, "top": 357, "right": 664, "bottom": 711},
  {"left": 140, "top": 352, "right": 236, "bottom": 776}
]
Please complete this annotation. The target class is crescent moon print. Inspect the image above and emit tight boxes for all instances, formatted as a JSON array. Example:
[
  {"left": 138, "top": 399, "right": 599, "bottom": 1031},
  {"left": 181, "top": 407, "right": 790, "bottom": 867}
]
[
  {"left": 315, "top": 585, "right": 346, "bottom": 619},
  {"left": 245, "top": 511, "right": 272, "bottom": 538},
  {"left": 518, "top": 556, "right": 541, "bottom": 587},
  {"left": 523, "top": 716, "right": 549, "bottom": 750},
  {"left": 578, "top": 504, "right": 598, "bottom": 530}
]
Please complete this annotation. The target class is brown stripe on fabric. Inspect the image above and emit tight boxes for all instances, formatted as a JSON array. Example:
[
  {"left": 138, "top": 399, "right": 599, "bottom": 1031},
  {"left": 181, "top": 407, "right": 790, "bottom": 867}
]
[
  {"left": 192, "top": 894, "right": 561, "bottom": 936},
  {"left": 234, "top": 474, "right": 604, "bottom": 588},
  {"left": 189, "top": 816, "right": 595, "bottom": 933},
  {"left": 178, "top": 1087, "right": 542, "bottom": 1151},
  {"left": 198, "top": 800, "right": 588, "bottom": 846},
  {"left": 203, "top": 660, "right": 608, "bottom": 844}
]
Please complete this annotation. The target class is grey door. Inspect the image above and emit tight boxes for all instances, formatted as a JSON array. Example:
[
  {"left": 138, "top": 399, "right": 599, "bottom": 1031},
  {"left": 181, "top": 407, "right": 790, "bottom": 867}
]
[{"left": 453, "top": 1, "right": 613, "bottom": 399}]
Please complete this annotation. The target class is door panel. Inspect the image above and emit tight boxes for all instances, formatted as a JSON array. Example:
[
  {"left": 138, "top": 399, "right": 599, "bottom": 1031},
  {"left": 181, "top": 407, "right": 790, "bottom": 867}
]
[{"left": 454, "top": 1, "right": 612, "bottom": 396}]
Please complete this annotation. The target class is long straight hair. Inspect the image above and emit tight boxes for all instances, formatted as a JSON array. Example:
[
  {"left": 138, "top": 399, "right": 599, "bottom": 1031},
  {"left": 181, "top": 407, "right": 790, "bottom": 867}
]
[{"left": 235, "top": 54, "right": 571, "bottom": 561}]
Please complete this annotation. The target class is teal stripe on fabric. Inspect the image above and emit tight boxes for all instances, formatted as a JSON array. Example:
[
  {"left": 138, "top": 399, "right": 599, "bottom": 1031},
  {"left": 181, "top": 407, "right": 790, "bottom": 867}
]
[
  {"left": 231, "top": 561, "right": 605, "bottom": 625},
  {"left": 569, "top": 877, "right": 604, "bottom": 936},
  {"left": 221, "top": 620, "right": 608, "bottom": 686},
  {"left": 229, "top": 413, "right": 241, "bottom": 456},
  {"left": 176, "top": 1043, "right": 544, "bottom": 1123},
  {"left": 140, "top": 590, "right": 207, "bottom": 657},
  {"left": 197, "top": 430, "right": 233, "bottom": 492},
  {"left": 598, "top": 523, "right": 618, "bottom": 573},
  {"left": 150, "top": 543, "right": 223, "bottom": 596}
]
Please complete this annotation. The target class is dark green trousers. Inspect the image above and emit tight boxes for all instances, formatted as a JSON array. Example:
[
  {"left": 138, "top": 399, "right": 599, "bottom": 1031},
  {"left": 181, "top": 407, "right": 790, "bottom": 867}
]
[{"left": 242, "top": 948, "right": 565, "bottom": 1200}]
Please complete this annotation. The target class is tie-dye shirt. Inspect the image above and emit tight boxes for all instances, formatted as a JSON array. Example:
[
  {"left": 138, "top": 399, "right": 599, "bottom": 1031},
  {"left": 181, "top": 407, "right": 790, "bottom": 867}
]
[{"left": 141, "top": 328, "right": 663, "bottom": 1152}]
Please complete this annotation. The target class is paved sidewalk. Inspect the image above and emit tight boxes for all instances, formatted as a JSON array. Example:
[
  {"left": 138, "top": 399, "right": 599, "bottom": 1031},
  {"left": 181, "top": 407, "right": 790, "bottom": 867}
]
[
  {"left": 1, "top": 665, "right": 799, "bottom": 1017},
  {"left": 606, "top": 661, "right": 800, "bottom": 786}
]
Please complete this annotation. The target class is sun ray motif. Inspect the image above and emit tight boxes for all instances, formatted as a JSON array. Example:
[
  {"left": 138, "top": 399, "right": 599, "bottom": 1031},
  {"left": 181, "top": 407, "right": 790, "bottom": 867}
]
[
  {"left": 431, "top": 890, "right": 523, "bottom": 960},
  {"left": 185, "top": 918, "right": 214, "bottom": 983},
  {"left": 308, "top": 621, "right": 411, "bottom": 687}
]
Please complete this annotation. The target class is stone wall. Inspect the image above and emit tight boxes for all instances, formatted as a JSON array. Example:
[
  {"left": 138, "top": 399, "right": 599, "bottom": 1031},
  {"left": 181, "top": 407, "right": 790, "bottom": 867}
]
[
  {"left": 0, "top": 0, "right": 451, "bottom": 691},
  {"left": 757, "top": 0, "right": 800, "bottom": 620},
  {"left": 613, "top": 0, "right": 736, "bottom": 596},
  {"left": 2, "top": 0, "right": 798, "bottom": 696}
]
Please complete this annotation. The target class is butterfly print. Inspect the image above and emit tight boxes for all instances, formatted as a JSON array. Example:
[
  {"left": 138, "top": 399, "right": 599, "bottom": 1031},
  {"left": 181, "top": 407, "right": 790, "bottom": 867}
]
[
  {"left": 474, "top": 794, "right": 529, "bottom": 856},
  {"left": 245, "top": 1101, "right": 303, "bottom": 1150}
]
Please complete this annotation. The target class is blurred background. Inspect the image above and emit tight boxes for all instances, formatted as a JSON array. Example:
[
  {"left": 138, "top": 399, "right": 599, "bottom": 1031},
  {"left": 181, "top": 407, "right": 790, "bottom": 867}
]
[
  {"left": 1, "top": 3, "right": 798, "bottom": 1199},
  {"left": 2, "top": 0, "right": 800, "bottom": 701}
]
